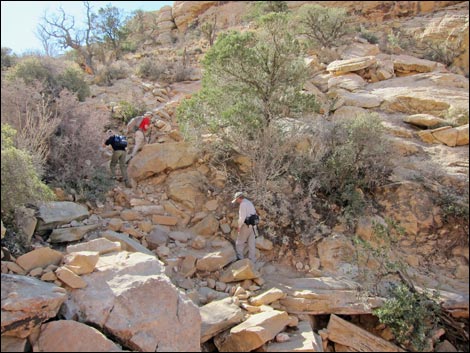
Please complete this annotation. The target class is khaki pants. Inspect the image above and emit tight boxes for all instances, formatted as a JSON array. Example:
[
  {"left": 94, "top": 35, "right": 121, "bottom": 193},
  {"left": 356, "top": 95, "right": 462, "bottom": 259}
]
[
  {"left": 130, "top": 130, "right": 145, "bottom": 158},
  {"left": 236, "top": 224, "right": 256, "bottom": 263},
  {"left": 110, "top": 150, "right": 129, "bottom": 182}
]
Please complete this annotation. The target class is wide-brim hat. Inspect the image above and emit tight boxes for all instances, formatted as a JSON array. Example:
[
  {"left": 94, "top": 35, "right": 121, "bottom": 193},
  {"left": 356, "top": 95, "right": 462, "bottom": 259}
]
[{"left": 231, "top": 191, "right": 244, "bottom": 203}]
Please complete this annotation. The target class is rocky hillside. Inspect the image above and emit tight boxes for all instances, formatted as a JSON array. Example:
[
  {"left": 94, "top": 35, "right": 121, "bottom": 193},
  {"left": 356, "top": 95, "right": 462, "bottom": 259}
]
[{"left": 1, "top": 1, "right": 469, "bottom": 352}]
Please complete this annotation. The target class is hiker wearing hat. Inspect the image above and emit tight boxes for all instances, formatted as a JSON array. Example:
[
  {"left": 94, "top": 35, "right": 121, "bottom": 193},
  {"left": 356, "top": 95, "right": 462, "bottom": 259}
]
[
  {"left": 232, "top": 191, "right": 258, "bottom": 263},
  {"left": 129, "top": 111, "right": 152, "bottom": 160}
]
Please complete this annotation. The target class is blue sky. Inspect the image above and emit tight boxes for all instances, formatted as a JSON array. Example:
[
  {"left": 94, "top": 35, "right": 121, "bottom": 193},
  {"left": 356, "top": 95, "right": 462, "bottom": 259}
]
[{"left": 1, "top": 1, "right": 174, "bottom": 55}]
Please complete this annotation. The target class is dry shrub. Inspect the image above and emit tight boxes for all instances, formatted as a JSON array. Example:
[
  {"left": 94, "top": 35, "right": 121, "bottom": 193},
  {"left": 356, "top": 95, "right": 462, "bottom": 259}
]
[
  {"left": 136, "top": 57, "right": 194, "bottom": 83},
  {"left": 46, "top": 91, "right": 110, "bottom": 199},
  {"left": 204, "top": 120, "right": 327, "bottom": 243},
  {"left": 93, "top": 62, "right": 129, "bottom": 86},
  {"left": 1, "top": 79, "right": 61, "bottom": 175},
  {"left": 212, "top": 114, "right": 394, "bottom": 242},
  {"left": 1, "top": 80, "right": 112, "bottom": 201},
  {"left": 136, "top": 57, "right": 167, "bottom": 81},
  {"left": 233, "top": 122, "right": 306, "bottom": 200}
]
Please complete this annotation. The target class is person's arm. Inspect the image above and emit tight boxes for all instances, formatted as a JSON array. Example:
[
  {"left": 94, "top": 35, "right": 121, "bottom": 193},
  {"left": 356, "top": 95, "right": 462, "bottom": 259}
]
[
  {"left": 238, "top": 202, "right": 247, "bottom": 231},
  {"left": 103, "top": 136, "right": 112, "bottom": 148}
]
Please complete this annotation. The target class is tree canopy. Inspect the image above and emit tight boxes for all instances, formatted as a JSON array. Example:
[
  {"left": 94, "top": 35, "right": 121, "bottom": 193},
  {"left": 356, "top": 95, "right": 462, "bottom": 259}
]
[{"left": 178, "top": 13, "right": 318, "bottom": 140}]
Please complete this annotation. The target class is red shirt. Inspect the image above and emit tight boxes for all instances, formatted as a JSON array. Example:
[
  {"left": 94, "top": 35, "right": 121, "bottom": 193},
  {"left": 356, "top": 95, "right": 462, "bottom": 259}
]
[{"left": 139, "top": 116, "right": 151, "bottom": 132}]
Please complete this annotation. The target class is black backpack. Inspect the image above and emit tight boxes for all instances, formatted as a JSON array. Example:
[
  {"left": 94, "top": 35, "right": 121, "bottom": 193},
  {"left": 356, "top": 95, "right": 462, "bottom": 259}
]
[
  {"left": 114, "top": 135, "right": 128, "bottom": 148},
  {"left": 245, "top": 214, "right": 259, "bottom": 226}
]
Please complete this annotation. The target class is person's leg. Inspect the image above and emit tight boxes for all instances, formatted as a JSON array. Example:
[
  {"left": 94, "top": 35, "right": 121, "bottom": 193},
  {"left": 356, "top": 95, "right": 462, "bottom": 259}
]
[
  {"left": 117, "top": 151, "right": 130, "bottom": 186},
  {"left": 247, "top": 227, "right": 256, "bottom": 263},
  {"left": 236, "top": 225, "right": 249, "bottom": 260},
  {"left": 110, "top": 151, "right": 119, "bottom": 178},
  {"left": 130, "top": 130, "right": 144, "bottom": 158}
]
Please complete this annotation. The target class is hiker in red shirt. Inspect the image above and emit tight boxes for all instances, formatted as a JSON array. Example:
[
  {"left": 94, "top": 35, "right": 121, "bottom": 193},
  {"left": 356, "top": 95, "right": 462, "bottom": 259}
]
[{"left": 129, "top": 112, "right": 152, "bottom": 160}]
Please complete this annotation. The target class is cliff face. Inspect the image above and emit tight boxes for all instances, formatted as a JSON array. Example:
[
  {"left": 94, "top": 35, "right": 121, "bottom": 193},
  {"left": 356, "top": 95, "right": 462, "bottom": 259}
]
[
  {"left": 171, "top": 1, "right": 464, "bottom": 27},
  {"left": 165, "top": 1, "right": 468, "bottom": 75}
]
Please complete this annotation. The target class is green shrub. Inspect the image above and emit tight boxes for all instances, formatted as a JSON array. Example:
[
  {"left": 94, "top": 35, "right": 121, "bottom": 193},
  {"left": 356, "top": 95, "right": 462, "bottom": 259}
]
[
  {"left": 1, "top": 124, "right": 54, "bottom": 222},
  {"left": 7, "top": 57, "right": 57, "bottom": 91},
  {"left": 245, "top": 1, "right": 289, "bottom": 22},
  {"left": 312, "top": 113, "right": 393, "bottom": 207},
  {"left": 6, "top": 56, "right": 90, "bottom": 101},
  {"left": 120, "top": 40, "right": 138, "bottom": 53},
  {"left": 297, "top": 4, "right": 351, "bottom": 48},
  {"left": 57, "top": 67, "right": 90, "bottom": 101},
  {"left": 383, "top": 29, "right": 422, "bottom": 55},
  {"left": 374, "top": 284, "right": 441, "bottom": 351},
  {"left": 359, "top": 28, "right": 379, "bottom": 44},
  {"left": 1, "top": 47, "right": 16, "bottom": 69},
  {"left": 112, "top": 100, "right": 145, "bottom": 123},
  {"left": 178, "top": 13, "right": 318, "bottom": 136},
  {"left": 435, "top": 185, "right": 469, "bottom": 225}
]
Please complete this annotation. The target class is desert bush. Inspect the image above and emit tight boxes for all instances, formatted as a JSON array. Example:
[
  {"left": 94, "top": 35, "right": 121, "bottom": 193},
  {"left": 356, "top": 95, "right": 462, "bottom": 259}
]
[
  {"left": 420, "top": 37, "right": 465, "bottom": 67},
  {"left": 172, "top": 62, "right": 194, "bottom": 82},
  {"left": 178, "top": 13, "right": 318, "bottom": 136},
  {"left": 2, "top": 75, "right": 110, "bottom": 202},
  {"left": 112, "top": 100, "right": 145, "bottom": 123},
  {"left": 358, "top": 27, "right": 379, "bottom": 44},
  {"left": 76, "top": 167, "right": 115, "bottom": 203},
  {"left": 57, "top": 67, "right": 90, "bottom": 101},
  {"left": 1, "top": 124, "right": 55, "bottom": 223},
  {"left": 445, "top": 106, "right": 469, "bottom": 126},
  {"left": 268, "top": 113, "right": 395, "bottom": 232},
  {"left": 136, "top": 57, "right": 167, "bottom": 81},
  {"left": 382, "top": 30, "right": 415, "bottom": 54},
  {"left": 435, "top": 185, "right": 469, "bottom": 225},
  {"left": 5, "top": 56, "right": 90, "bottom": 101},
  {"left": 120, "top": 40, "right": 138, "bottom": 53},
  {"left": 383, "top": 28, "right": 465, "bottom": 68},
  {"left": 1, "top": 47, "right": 16, "bottom": 69},
  {"left": 1, "top": 79, "right": 61, "bottom": 174},
  {"left": 374, "top": 283, "right": 442, "bottom": 351},
  {"left": 6, "top": 57, "right": 58, "bottom": 93},
  {"left": 245, "top": 1, "right": 289, "bottom": 22},
  {"left": 201, "top": 15, "right": 217, "bottom": 47},
  {"left": 93, "top": 63, "right": 128, "bottom": 86},
  {"left": 45, "top": 92, "right": 110, "bottom": 201},
  {"left": 310, "top": 113, "right": 393, "bottom": 208},
  {"left": 296, "top": 4, "right": 351, "bottom": 48},
  {"left": 232, "top": 123, "right": 301, "bottom": 199}
]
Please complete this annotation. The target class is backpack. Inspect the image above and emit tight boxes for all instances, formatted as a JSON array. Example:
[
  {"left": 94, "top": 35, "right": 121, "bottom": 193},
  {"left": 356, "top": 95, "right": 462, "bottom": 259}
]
[
  {"left": 245, "top": 214, "right": 260, "bottom": 226},
  {"left": 113, "top": 135, "right": 128, "bottom": 148},
  {"left": 127, "top": 116, "right": 144, "bottom": 134}
]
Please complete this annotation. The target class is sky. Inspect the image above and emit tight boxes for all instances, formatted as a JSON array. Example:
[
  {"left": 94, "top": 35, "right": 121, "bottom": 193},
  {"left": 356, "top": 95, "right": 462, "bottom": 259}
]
[{"left": 1, "top": 1, "right": 174, "bottom": 55}]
